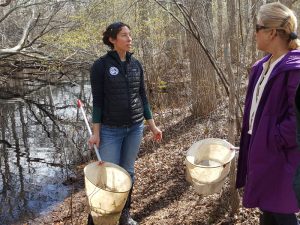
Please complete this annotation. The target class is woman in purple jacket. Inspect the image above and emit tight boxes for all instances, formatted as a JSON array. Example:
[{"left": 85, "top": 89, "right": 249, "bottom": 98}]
[{"left": 236, "top": 2, "right": 300, "bottom": 225}]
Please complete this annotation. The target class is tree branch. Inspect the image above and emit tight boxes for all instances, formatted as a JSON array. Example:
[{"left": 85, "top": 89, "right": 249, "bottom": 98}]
[
  {"left": 0, "top": 7, "right": 36, "bottom": 55},
  {"left": 0, "top": 0, "right": 12, "bottom": 7},
  {"left": 0, "top": 1, "right": 71, "bottom": 60},
  {"left": 154, "top": 0, "right": 230, "bottom": 95},
  {"left": 0, "top": 0, "right": 41, "bottom": 23}
]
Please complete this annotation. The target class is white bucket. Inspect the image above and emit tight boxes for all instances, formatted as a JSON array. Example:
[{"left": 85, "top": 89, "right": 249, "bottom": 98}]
[
  {"left": 185, "top": 138, "right": 235, "bottom": 195},
  {"left": 84, "top": 162, "right": 132, "bottom": 225}
]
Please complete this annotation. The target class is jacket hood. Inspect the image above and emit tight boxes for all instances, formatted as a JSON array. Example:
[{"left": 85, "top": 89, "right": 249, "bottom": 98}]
[
  {"left": 254, "top": 50, "right": 300, "bottom": 74},
  {"left": 280, "top": 50, "right": 300, "bottom": 72}
]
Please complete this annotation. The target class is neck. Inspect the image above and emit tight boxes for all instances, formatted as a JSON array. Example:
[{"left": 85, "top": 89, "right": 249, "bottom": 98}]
[
  {"left": 271, "top": 50, "right": 288, "bottom": 62},
  {"left": 114, "top": 49, "right": 126, "bottom": 61},
  {"left": 268, "top": 43, "right": 289, "bottom": 62}
]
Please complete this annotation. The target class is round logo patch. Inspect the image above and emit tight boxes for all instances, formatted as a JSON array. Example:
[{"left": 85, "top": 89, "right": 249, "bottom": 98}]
[{"left": 109, "top": 67, "right": 119, "bottom": 76}]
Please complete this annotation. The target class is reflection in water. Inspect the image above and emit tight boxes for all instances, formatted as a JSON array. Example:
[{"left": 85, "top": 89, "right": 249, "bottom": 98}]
[{"left": 0, "top": 82, "right": 92, "bottom": 224}]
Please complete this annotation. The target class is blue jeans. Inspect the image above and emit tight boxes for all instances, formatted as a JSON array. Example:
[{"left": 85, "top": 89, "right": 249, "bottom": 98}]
[{"left": 99, "top": 122, "right": 144, "bottom": 183}]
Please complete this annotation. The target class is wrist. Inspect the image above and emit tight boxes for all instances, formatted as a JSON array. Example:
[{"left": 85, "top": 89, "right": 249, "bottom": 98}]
[
  {"left": 92, "top": 123, "right": 101, "bottom": 135},
  {"left": 148, "top": 123, "right": 156, "bottom": 130},
  {"left": 150, "top": 125, "right": 158, "bottom": 133},
  {"left": 93, "top": 131, "right": 100, "bottom": 136}
]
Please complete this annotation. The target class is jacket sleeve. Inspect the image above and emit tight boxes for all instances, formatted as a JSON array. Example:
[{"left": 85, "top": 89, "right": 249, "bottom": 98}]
[
  {"left": 275, "top": 70, "right": 300, "bottom": 149},
  {"left": 137, "top": 60, "right": 153, "bottom": 120},
  {"left": 90, "top": 59, "right": 105, "bottom": 123}
]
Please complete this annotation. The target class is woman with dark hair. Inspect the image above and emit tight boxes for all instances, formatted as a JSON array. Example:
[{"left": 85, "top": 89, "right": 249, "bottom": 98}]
[
  {"left": 88, "top": 22, "right": 162, "bottom": 225},
  {"left": 236, "top": 2, "right": 300, "bottom": 225}
]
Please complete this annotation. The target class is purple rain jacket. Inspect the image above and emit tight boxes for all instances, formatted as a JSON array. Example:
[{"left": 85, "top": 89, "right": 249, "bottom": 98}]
[{"left": 236, "top": 50, "right": 300, "bottom": 213}]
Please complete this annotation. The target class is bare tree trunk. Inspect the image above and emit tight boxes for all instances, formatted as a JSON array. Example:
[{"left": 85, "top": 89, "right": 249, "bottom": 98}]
[
  {"left": 226, "top": 0, "right": 240, "bottom": 215},
  {"left": 216, "top": 0, "right": 224, "bottom": 62},
  {"left": 266, "top": 0, "right": 293, "bottom": 6},
  {"left": 137, "top": 0, "right": 156, "bottom": 105},
  {"left": 185, "top": 0, "right": 217, "bottom": 118},
  {"left": 251, "top": 0, "right": 258, "bottom": 65},
  {"left": 266, "top": 0, "right": 292, "bottom": 7},
  {"left": 281, "top": 0, "right": 293, "bottom": 7},
  {"left": 0, "top": 107, "right": 11, "bottom": 197}
]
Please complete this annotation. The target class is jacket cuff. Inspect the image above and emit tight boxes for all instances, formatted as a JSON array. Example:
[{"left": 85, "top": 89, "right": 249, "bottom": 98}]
[
  {"left": 143, "top": 103, "right": 153, "bottom": 120},
  {"left": 92, "top": 106, "right": 102, "bottom": 123}
]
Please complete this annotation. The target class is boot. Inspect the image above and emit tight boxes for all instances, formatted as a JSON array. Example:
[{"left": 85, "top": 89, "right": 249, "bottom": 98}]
[
  {"left": 119, "top": 208, "right": 138, "bottom": 225},
  {"left": 119, "top": 188, "right": 138, "bottom": 225},
  {"left": 87, "top": 213, "right": 94, "bottom": 225}
]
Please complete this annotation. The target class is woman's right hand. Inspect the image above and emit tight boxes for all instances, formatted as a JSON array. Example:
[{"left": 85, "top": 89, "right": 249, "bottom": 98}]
[{"left": 88, "top": 134, "right": 100, "bottom": 149}]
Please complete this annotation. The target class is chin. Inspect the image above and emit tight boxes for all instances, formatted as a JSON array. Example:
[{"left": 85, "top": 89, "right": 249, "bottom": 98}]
[{"left": 256, "top": 45, "right": 264, "bottom": 52}]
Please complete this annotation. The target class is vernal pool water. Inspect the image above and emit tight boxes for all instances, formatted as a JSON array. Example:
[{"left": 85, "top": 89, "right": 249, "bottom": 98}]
[{"left": 0, "top": 82, "right": 92, "bottom": 224}]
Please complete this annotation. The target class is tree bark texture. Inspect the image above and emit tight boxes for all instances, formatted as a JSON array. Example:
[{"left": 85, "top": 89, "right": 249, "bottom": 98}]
[
  {"left": 225, "top": 0, "right": 240, "bottom": 215},
  {"left": 184, "top": 0, "right": 217, "bottom": 118}
]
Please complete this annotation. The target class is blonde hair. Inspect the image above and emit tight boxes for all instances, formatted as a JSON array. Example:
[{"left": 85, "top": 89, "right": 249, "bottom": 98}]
[{"left": 258, "top": 2, "right": 300, "bottom": 50}]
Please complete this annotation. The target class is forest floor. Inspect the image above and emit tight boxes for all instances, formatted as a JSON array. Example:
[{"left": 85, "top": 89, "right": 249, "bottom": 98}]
[{"left": 22, "top": 104, "right": 263, "bottom": 225}]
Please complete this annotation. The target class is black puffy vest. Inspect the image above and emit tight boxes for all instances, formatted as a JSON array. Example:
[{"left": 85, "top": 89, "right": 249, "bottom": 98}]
[{"left": 101, "top": 51, "right": 144, "bottom": 126}]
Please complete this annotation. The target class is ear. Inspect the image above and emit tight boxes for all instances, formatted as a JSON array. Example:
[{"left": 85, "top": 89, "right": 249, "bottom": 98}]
[
  {"left": 269, "top": 29, "right": 277, "bottom": 39},
  {"left": 109, "top": 37, "right": 115, "bottom": 45}
]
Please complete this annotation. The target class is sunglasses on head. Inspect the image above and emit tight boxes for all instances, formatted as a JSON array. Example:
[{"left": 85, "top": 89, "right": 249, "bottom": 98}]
[{"left": 256, "top": 24, "right": 269, "bottom": 32}]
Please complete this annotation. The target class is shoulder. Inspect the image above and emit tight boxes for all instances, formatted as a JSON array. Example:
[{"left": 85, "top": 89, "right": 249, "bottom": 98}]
[
  {"left": 91, "top": 56, "right": 106, "bottom": 70},
  {"left": 130, "top": 56, "right": 143, "bottom": 69},
  {"left": 247, "top": 56, "right": 270, "bottom": 81},
  {"left": 280, "top": 50, "right": 300, "bottom": 71},
  {"left": 248, "top": 55, "right": 270, "bottom": 78},
  {"left": 252, "top": 54, "right": 271, "bottom": 68},
  {"left": 90, "top": 56, "right": 107, "bottom": 78},
  {"left": 275, "top": 52, "right": 300, "bottom": 80},
  {"left": 130, "top": 55, "right": 139, "bottom": 62}
]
